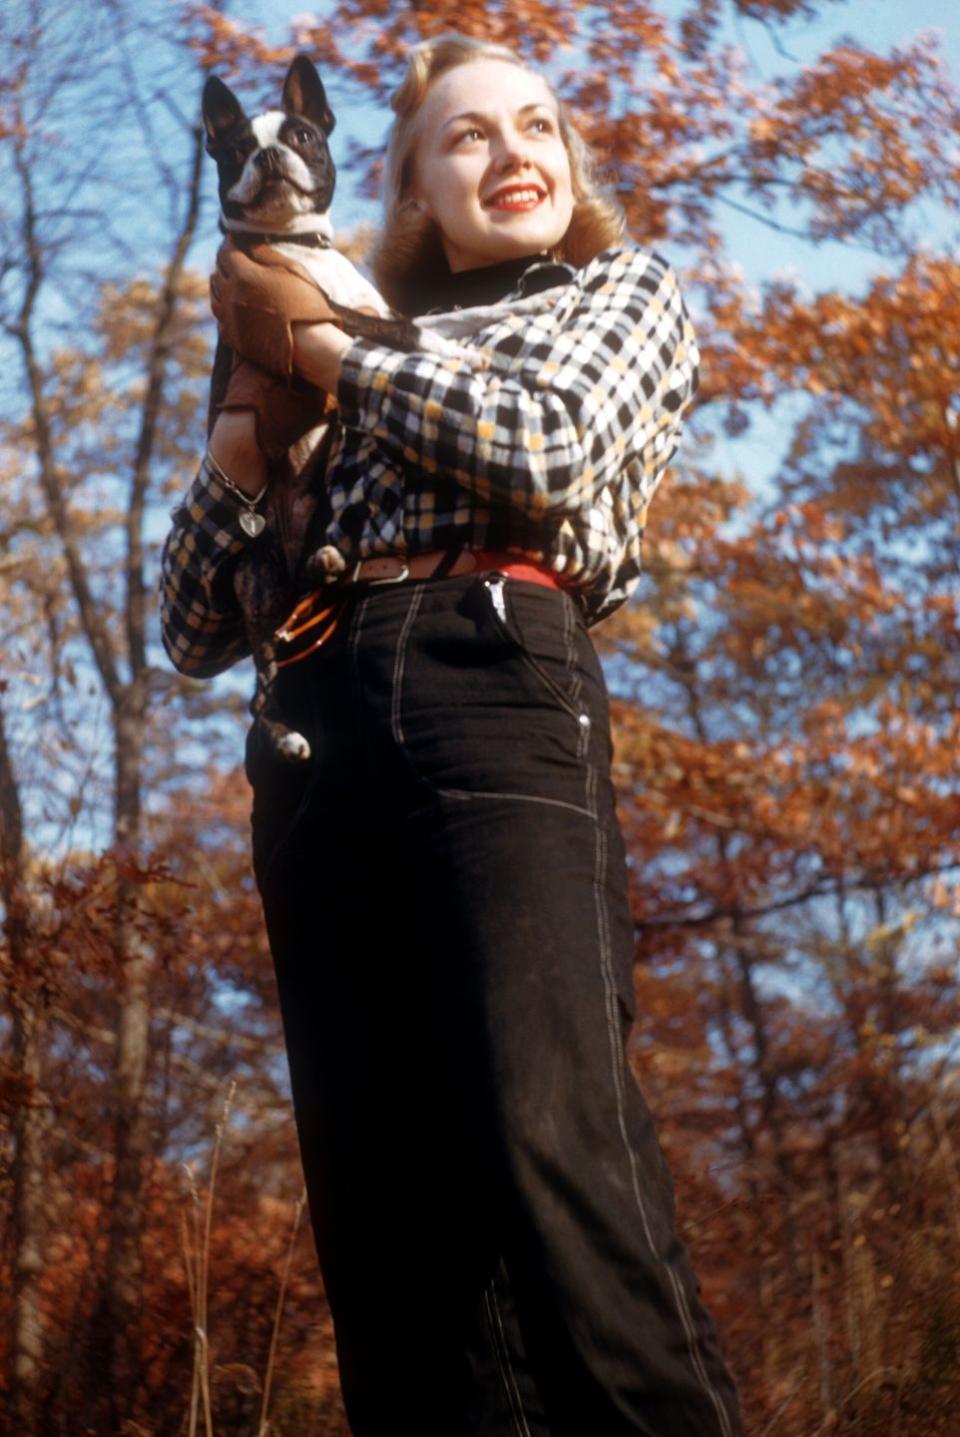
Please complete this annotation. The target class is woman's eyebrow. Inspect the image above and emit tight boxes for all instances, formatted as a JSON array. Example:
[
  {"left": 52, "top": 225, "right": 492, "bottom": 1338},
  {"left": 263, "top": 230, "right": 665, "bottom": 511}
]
[{"left": 442, "top": 102, "right": 555, "bottom": 131}]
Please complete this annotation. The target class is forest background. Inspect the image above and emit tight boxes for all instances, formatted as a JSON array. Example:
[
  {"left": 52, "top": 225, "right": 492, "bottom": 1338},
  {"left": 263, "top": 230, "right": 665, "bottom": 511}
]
[{"left": 1, "top": 0, "right": 959, "bottom": 1433}]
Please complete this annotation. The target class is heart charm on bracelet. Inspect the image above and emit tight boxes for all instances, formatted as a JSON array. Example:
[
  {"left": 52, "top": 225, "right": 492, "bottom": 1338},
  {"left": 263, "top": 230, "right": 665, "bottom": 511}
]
[{"left": 240, "top": 510, "right": 266, "bottom": 538}]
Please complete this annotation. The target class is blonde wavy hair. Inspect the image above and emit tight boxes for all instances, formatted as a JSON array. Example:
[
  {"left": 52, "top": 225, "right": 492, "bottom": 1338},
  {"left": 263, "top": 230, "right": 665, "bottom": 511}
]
[{"left": 369, "top": 33, "right": 626, "bottom": 313}]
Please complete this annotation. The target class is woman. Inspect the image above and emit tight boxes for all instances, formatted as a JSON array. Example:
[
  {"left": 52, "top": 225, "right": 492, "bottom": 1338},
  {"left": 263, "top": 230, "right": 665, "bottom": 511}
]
[{"left": 162, "top": 33, "right": 744, "bottom": 1437}]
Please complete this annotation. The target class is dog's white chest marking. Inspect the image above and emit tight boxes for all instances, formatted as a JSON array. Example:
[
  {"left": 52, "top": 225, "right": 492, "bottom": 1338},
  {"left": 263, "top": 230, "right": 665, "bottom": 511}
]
[
  {"left": 271, "top": 244, "right": 394, "bottom": 317},
  {"left": 261, "top": 245, "right": 498, "bottom": 369}
]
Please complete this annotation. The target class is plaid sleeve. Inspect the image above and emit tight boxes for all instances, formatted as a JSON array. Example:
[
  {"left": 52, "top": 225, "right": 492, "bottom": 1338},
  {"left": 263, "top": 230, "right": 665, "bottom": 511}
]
[
  {"left": 336, "top": 248, "right": 698, "bottom": 520},
  {"left": 159, "top": 457, "right": 252, "bottom": 677}
]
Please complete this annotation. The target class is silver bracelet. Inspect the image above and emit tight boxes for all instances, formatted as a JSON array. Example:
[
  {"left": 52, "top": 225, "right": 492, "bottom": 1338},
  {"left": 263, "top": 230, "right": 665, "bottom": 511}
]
[{"left": 205, "top": 449, "right": 268, "bottom": 537}]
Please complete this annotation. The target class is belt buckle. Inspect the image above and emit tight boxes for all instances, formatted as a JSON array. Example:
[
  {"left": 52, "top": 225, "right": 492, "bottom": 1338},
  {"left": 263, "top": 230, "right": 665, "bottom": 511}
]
[{"left": 364, "top": 559, "right": 410, "bottom": 586}]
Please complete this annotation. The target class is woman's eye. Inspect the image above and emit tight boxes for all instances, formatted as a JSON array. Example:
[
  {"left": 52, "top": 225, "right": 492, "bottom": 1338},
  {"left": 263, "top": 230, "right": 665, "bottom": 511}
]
[
  {"left": 529, "top": 116, "right": 554, "bottom": 134},
  {"left": 456, "top": 127, "right": 482, "bottom": 145}
]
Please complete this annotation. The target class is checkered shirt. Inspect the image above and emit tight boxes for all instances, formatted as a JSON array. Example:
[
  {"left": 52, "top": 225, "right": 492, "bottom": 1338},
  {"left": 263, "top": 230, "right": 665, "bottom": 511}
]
[{"left": 160, "top": 245, "right": 698, "bottom": 678}]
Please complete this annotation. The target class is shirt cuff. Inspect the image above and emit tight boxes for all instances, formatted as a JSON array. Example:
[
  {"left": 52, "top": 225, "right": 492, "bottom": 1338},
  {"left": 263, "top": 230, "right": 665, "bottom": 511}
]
[{"left": 171, "top": 456, "right": 257, "bottom": 561}]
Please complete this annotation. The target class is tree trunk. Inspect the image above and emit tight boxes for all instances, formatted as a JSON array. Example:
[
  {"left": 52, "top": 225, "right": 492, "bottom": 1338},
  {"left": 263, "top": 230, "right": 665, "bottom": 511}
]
[
  {"left": 1, "top": 698, "right": 45, "bottom": 1435},
  {"left": 102, "top": 682, "right": 152, "bottom": 1420},
  {"left": 10, "top": 94, "right": 205, "bottom": 1421}
]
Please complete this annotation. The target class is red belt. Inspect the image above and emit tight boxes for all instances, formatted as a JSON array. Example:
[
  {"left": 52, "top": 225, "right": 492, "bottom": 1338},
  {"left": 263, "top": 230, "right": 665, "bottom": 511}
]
[
  {"left": 275, "top": 549, "right": 564, "bottom": 667},
  {"left": 346, "top": 548, "right": 564, "bottom": 591}
]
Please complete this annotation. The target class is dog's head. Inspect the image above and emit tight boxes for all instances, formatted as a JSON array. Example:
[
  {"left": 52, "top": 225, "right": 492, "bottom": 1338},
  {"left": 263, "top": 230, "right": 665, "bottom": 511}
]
[{"left": 202, "top": 56, "right": 336, "bottom": 236}]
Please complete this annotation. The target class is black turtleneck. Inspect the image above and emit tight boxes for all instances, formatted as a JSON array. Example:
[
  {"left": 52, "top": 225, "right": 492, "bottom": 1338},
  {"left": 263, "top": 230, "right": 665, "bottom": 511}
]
[{"left": 424, "top": 252, "right": 549, "bottom": 313}]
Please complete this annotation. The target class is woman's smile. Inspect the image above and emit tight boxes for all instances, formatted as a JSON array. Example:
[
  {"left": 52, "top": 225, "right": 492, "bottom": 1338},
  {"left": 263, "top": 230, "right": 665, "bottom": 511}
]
[{"left": 483, "top": 184, "right": 547, "bottom": 211}]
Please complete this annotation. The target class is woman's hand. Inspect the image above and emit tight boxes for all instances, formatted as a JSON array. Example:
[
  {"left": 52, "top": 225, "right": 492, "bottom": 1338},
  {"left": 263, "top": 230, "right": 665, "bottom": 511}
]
[
  {"left": 210, "top": 238, "right": 345, "bottom": 386},
  {"left": 291, "top": 322, "right": 355, "bottom": 394},
  {"left": 212, "top": 357, "right": 334, "bottom": 468}
]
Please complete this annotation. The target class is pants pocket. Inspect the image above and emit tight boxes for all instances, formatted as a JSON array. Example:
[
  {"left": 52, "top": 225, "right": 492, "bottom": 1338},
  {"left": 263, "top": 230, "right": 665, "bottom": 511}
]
[
  {"left": 490, "top": 574, "right": 614, "bottom": 735},
  {"left": 392, "top": 576, "right": 600, "bottom": 809}
]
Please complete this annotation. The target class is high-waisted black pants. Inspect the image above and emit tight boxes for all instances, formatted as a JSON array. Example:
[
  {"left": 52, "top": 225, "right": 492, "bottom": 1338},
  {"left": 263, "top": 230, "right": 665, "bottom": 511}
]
[{"left": 247, "top": 570, "right": 744, "bottom": 1437}]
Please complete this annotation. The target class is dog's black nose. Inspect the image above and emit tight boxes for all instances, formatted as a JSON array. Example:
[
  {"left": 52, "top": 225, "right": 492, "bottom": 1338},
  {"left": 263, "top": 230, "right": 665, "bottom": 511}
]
[{"left": 257, "top": 147, "right": 285, "bottom": 177}]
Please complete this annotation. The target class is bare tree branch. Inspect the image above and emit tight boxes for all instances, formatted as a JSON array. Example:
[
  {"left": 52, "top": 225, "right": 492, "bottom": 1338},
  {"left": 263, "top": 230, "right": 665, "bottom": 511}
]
[
  {"left": 10, "top": 129, "right": 123, "bottom": 711},
  {"left": 125, "top": 105, "right": 205, "bottom": 681}
]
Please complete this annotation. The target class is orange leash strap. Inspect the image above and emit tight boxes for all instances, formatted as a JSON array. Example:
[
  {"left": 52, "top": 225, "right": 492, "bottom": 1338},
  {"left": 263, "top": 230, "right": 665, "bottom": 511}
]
[
  {"left": 275, "top": 612, "right": 341, "bottom": 668},
  {"left": 274, "top": 592, "right": 343, "bottom": 667},
  {"left": 276, "top": 601, "right": 337, "bottom": 644}
]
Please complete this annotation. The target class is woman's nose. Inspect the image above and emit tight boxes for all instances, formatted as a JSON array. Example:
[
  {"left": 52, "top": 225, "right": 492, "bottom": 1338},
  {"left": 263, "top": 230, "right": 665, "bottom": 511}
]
[{"left": 490, "top": 130, "right": 532, "bottom": 172}]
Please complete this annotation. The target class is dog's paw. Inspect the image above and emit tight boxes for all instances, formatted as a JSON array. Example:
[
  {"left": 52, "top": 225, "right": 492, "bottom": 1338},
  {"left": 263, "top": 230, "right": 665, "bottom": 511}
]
[
  {"left": 416, "top": 329, "right": 488, "bottom": 367},
  {"left": 303, "top": 544, "right": 348, "bottom": 586},
  {"left": 416, "top": 328, "right": 458, "bottom": 357},
  {"left": 278, "top": 731, "right": 312, "bottom": 763}
]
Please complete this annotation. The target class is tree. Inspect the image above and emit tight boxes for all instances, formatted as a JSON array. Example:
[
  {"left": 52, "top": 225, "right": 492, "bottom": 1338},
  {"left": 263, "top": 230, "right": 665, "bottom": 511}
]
[{"left": 1, "top": 1, "right": 212, "bottom": 1421}]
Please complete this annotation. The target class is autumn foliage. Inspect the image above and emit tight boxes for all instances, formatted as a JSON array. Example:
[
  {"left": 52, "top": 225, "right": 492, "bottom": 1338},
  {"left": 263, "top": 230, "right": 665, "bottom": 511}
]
[{"left": 1, "top": 1, "right": 959, "bottom": 1434}]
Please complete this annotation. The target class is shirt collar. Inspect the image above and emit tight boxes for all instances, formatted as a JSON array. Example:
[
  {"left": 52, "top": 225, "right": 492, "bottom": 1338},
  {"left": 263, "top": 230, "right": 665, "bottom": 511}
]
[{"left": 423, "top": 253, "right": 577, "bottom": 314}]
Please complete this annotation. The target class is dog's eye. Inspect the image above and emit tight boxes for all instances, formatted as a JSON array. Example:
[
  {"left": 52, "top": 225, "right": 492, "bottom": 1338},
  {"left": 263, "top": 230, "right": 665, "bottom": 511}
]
[{"left": 291, "top": 127, "right": 313, "bottom": 145}]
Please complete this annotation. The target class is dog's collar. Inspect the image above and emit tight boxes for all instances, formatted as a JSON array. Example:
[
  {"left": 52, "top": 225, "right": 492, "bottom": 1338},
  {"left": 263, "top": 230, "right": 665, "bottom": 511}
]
[{"left": 227, "top": 229, "right": 332, "bottom": 250}]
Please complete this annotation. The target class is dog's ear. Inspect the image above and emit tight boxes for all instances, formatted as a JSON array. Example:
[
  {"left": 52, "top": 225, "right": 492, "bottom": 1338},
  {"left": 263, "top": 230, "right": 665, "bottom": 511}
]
[
  {"left": 202, "top": 76, "right": 247, "bottom": 151},
  {"left": 281, "top": 55, "right": 335, "bottom": 136}
]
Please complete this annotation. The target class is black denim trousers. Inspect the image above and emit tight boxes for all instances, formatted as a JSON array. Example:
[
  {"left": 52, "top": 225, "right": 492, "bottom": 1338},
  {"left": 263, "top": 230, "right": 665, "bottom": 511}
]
[{"left": 247, "top": 571, "right": 744, "bottom": 1437}]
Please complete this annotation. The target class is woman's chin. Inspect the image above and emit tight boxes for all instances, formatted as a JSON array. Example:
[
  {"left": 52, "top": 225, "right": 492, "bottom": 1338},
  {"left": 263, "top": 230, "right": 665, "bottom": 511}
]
[
  {"left": 457, "top": 221, "right": 562, "bottom": 266},
  {"left": 491, "top": 207, "right": 568, "bottom": 248}
]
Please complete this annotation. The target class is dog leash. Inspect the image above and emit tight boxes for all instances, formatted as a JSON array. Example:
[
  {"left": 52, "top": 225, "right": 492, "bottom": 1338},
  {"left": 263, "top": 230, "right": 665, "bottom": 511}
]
[{"left": 274, "top": 595, "right": 343, "bottom": 668}]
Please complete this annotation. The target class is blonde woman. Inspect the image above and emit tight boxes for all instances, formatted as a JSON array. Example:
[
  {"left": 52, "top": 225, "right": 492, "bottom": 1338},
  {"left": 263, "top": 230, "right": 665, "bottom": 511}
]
[{"left": 162, "top": 33, "right": 744, "bottom": 1437}]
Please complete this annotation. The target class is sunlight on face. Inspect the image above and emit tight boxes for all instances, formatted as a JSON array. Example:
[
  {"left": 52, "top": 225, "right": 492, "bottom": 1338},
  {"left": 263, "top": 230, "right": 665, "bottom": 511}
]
[{"left": 408, "top": 59, "right": 574, "bottom": 272}]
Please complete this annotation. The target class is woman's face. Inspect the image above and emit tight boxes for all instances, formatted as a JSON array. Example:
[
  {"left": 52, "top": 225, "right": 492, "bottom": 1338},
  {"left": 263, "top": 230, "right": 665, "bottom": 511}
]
[{"left": 407, "top": 59, "right": 574, "bottom": 272}]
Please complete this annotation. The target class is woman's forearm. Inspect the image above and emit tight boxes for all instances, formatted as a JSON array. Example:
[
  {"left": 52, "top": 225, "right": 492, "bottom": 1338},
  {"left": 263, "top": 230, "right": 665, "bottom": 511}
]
[
  {"left": 291, "top": 321, "right": 354, "bottom": 394},
  {"left": 208, "top": 410, "right": 268, "bottom": 497}
]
